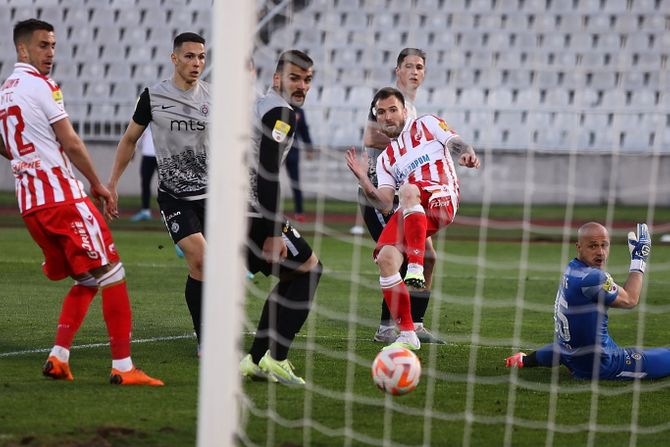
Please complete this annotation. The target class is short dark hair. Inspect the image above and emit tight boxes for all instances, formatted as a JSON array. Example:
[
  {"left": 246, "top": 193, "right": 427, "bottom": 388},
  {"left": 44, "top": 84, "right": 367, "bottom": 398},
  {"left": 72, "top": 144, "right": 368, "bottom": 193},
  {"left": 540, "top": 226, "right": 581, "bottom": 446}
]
[
  {"left": 396, "top": 48, "right": 426, "bottom": 68},
  {"left": 13, "top": 19, "right": 54, "bottom": 46},
  {"left": 371, "top": 87, "right": 405, "bottom": 116},
  {"left": 173, "top": 32, "right": 205, "bottom": 50},
  {"left": 275, "top": 50, "right": 313, "bottom": 73}
]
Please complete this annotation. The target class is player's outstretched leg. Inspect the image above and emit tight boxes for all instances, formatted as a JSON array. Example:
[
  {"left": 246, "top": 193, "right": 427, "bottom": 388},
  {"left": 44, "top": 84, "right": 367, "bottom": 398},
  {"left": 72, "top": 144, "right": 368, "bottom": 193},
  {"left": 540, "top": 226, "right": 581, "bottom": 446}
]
[{"left": 98, "top": 263, "right": 164, "bottom": 386}]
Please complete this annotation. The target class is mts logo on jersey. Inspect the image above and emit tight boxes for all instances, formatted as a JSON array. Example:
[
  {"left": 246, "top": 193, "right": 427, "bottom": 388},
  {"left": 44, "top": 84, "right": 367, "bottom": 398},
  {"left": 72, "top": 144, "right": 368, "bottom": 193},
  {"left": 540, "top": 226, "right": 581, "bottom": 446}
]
[{"left": 170, "top": 119, "right": 206, "bottom": 131}]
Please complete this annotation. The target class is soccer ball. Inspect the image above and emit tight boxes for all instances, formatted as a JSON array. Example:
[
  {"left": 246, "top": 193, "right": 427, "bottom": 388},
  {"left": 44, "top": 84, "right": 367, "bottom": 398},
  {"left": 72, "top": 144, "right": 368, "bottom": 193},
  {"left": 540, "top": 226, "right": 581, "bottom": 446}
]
[{"left": 371, "top": 347, "right": 421, "bottom": 395}]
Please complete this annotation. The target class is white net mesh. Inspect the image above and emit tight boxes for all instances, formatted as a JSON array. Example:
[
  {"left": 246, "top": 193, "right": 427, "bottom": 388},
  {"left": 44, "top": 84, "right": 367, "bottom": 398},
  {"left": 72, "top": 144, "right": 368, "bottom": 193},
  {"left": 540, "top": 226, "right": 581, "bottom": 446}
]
[{"left": 240, "top": 0, "right": 670, "bottom": 445}]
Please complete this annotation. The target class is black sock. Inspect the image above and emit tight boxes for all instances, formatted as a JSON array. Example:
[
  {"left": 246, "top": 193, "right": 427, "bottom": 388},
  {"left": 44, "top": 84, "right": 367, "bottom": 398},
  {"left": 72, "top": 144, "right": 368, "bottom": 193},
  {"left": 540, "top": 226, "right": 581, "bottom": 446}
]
[
  {"left": 250, "top": 261, "right": 322, "bottom": 362},
  {"left": 410, "top": 290, "right": 431, "bottom": 324},
  {"left": 249, "top": 281, "right": 288, "bottom": 364},
  {"left": 185, "top": 276, "right": 203, "bottom": 342}
]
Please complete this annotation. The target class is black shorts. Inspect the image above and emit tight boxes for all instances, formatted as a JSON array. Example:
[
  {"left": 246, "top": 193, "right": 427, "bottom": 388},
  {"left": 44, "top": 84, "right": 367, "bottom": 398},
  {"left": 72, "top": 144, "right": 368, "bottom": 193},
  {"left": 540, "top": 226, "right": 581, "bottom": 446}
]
[
  {"left": 157, "top": 191, "right": 206, "bottom": 244},
  {"left": 358, "top": 188, "right": 399, "bottom": 242},
  {"left": 246, "top": 217, "right": 313, "bottom": 276}
]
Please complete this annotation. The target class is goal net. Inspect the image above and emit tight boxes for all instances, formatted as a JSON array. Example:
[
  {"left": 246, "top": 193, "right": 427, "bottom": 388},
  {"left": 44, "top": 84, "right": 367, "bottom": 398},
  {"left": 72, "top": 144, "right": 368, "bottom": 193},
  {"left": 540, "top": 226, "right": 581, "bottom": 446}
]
[{"left": 210, "top": 0, "right": 670, "bottom": 446}]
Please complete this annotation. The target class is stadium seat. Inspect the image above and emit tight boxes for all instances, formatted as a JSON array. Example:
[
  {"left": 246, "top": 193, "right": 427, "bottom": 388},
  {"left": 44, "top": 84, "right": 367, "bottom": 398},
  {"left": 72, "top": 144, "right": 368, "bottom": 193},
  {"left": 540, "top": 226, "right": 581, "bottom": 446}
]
[
  {"left": 622, "top": 129, "right": 652, "bottom": 151},
  {"left": 589, "top": 71, "right": 617, "bottom": 90},
  {"left": 596, "top": 33, "right": 622, "bottom": 51},
  {"left": 561, "top": 71, "right": 588, "bottom": 88},
  {"left": 430, "top": 87, "right": 457, "bottom": 109},
  {"left": 317, "top": 86, "right": 348, "bottom": 106},
  {"left": 415, "top": 0, "right": 441, "bottom": 12},
  {"left": 365, "top": 66, "right": 393, "bottom": 86},
  {"left": 625, "top": 33, "right": 652, "bottom": 52},
  {"left": 51, "top": 63, "right": 79, "bottom": 84},
  {"left": 450, "top": 69, "right": 476, "bottom": 88},
  {"left": 488, "top": 88, "right": 514, "bottom": 109},
  {"left": 603, "top": 0, "right": 629, "bottom": 13},
  {"left": 369, "top": 12, "right": 395, "bottom": 30},
  {"left": 58, "top": 80, "right": 86, "bottom": 101},
  {"left": 348, "top": 86, "right": 374, "bottom": 106},
  {"left": 469, "top": 0, "right": 494, "bottom": 12},
  {"left": 600, "top": 90, "right": 628, "bottom": 109},
  {"left": 107, "top": 64, "right": 133, "bottom": 82},
  {"left": 343, "top": 11, "right": 368, "bottom": 29},
  {"left": 516, "top": 88, "right": 541, "bottom": 109},
  {"left": 613, "top": 14, "right": 639, "bottom": 32},
  {"left": 544, "top": 88, "right": 571, "bottom": 108},
  {"left": 556, "top": 13, "right": 583, "bottom": 32},
  {"left": 629, "top": 89, "right": 656, "bottom": 108},
  {"left": 80, "top": 64, "right": 106, "bottom": 82},
  {"left": 459, "top": 88, "right": 486, "bottom": 107},
  {"left": 530, "top": 13, "right": 557, "bottom": 31}
]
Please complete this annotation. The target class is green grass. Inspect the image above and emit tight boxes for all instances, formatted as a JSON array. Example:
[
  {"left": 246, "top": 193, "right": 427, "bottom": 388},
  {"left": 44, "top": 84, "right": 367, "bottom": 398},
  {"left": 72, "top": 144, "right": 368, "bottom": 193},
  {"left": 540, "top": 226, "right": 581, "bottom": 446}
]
[{"left": 1, "top": 201, "right": 670, "bottom": 446}]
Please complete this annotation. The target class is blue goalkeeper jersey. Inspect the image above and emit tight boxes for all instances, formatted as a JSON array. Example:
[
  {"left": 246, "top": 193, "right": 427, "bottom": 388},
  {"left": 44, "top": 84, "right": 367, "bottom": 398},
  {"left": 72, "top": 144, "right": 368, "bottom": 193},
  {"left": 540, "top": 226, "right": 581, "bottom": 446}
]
[{"left": 553, "top": 258, "right": 621, "bottom": 378}]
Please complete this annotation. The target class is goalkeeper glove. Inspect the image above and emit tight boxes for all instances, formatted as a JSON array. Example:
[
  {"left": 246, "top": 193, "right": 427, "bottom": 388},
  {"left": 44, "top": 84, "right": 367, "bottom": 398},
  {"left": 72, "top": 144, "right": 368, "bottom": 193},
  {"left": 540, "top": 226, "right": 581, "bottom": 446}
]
[{"left": 628, "top": 223, "right": 651, "bottom": 273}]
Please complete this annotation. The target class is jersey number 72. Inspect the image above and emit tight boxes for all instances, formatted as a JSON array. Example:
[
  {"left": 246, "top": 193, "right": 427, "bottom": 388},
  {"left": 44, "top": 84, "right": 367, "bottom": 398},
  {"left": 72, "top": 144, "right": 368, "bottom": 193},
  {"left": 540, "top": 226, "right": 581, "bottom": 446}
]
[{"left": 0, "top": 105, "right": 36, "bottom": 157}]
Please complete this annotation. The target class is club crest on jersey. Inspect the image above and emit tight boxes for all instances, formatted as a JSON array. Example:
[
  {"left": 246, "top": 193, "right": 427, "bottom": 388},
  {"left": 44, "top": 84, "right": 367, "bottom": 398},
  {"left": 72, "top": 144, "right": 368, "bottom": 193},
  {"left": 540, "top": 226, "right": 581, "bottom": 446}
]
[
  {"left": 200, "top": 104, "right": 209, "bottom": 116},
  {"left": 272, "top": 120, "right": 291, "bottom": 142}
]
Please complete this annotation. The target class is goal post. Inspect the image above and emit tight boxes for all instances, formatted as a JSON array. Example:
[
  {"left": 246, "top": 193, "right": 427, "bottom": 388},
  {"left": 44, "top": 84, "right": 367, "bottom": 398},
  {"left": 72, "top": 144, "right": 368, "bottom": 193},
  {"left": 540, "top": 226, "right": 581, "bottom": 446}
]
[{"left": 198, "top": 0, "right": 254, "bottom": 445}]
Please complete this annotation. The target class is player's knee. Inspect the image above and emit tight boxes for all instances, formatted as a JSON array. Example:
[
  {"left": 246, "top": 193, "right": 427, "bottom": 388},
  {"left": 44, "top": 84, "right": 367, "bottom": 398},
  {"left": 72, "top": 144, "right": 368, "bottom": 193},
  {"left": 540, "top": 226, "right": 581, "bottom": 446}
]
[
  {"left": 376, "top": 250, "right": 397, "bottom": 275},
  {"left": 296, "top": 253, "right": 320, "bottom": 274},
  {"left": 95, "top": 263, "right": 126, "bottom": 288},
  {"left": 398, "top": 183, "right": 420, "bottom": 208}
]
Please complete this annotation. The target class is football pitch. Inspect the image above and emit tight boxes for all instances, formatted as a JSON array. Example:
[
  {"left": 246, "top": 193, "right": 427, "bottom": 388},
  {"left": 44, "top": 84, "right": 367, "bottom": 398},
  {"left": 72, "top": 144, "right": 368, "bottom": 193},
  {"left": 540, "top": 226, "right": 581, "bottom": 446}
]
[{"left": 2, "top": 200, "right": 670, "bottom": 446}]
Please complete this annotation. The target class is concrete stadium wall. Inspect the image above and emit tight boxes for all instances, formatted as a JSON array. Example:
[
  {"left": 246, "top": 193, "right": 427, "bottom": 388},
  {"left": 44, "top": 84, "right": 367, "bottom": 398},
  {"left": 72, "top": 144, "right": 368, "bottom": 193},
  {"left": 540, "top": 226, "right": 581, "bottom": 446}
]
[{"left": 1, "top": 144, "right": 669, "bottom": 207}]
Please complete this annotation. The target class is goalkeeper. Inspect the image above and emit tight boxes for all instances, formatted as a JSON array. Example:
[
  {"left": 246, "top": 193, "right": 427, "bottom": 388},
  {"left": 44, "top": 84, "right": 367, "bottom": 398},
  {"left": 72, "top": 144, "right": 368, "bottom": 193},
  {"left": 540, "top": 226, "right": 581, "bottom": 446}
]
[{"left": 506, "top": 222, "right": 670, "bottom": 380}]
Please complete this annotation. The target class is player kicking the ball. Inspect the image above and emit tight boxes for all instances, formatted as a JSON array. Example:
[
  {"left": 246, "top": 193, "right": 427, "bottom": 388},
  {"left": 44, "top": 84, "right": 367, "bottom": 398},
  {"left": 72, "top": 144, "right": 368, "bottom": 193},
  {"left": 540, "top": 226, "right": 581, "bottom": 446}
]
[{"left": 346, "top": 87, "right": 480, "bottom": 351}]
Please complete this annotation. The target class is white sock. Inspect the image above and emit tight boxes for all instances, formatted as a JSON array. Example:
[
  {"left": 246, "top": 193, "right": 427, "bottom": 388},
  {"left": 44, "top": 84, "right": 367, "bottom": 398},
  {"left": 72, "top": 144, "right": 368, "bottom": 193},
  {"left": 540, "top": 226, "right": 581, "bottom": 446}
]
[
  {"left": 407, "top": 263, "right": 424, "bottom": 276},
  {"left": 50, "top": 345, "right": 69, "bottom": 362},
  {"left": 112, "top": 357, "right": 133, "bottom": 372},
  {"left": 414, "top": 322, "right": 424, "bottom": 330}
]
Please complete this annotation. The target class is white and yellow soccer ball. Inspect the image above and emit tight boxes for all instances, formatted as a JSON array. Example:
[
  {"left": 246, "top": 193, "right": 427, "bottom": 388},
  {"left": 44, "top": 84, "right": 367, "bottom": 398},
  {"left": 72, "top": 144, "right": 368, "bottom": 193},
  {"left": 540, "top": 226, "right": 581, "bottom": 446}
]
[{"left": 371, "top": 347, "right": 421, "bottom": 396}]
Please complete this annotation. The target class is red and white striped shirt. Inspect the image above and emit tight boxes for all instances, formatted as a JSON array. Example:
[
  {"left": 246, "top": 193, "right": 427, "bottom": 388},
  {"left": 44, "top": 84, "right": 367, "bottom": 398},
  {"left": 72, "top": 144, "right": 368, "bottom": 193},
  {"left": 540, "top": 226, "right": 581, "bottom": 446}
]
[
  {"left": 0, "top": 63, "right": 86, "bottom": 215},
  {"left": 376, "top": 114, "right": 460, "bottom": 194}
]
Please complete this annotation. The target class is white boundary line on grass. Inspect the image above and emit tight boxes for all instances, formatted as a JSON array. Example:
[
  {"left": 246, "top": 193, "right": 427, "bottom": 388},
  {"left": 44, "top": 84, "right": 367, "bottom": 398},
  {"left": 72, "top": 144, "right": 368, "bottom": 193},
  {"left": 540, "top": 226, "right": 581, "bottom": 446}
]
[{"left": 0, "top": 332, "right": 515, "bottom": 358}]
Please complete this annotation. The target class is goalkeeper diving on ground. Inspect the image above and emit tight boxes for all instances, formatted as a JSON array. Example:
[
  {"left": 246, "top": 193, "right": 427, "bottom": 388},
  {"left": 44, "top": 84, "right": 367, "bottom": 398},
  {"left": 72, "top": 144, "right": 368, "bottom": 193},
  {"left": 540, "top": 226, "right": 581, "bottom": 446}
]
[{"left": 506, "top": 222, "right": 670, "bottom": 380}]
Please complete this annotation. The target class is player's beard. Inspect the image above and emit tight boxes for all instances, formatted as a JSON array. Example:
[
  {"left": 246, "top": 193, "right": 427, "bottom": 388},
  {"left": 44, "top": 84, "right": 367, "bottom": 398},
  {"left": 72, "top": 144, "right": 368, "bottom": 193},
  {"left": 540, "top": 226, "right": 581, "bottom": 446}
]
[{"left": 381, "top": 121, "right": 404, "bottom": 139}]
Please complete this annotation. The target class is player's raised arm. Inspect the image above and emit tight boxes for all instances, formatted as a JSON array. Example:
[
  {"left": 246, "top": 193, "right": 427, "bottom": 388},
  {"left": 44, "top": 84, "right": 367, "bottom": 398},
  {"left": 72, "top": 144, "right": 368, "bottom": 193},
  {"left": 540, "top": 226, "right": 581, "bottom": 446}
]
[
  {"left": 446, "top": 136, "right": 480, "bottom": 169},
  {"left": 611, "top": 223, "right": 650, "bottom": 309}
]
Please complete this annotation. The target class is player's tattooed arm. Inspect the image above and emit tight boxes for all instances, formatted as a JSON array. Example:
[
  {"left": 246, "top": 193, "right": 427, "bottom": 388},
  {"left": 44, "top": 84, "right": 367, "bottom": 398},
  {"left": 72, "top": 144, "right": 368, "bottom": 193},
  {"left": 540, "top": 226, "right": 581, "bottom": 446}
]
[{"left": 447, "top": 136, "right": 480, "bottom": 169}]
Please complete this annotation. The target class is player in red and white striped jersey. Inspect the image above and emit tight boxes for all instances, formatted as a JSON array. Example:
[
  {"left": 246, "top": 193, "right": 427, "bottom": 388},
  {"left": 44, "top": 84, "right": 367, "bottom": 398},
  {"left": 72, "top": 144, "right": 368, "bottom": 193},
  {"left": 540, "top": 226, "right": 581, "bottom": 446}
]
[
  {"left": 346, "top": 87, "right": 480, "bottom": 350},
  {"left": 0, "top": 19, "right": 162, "bottom": 385}
]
